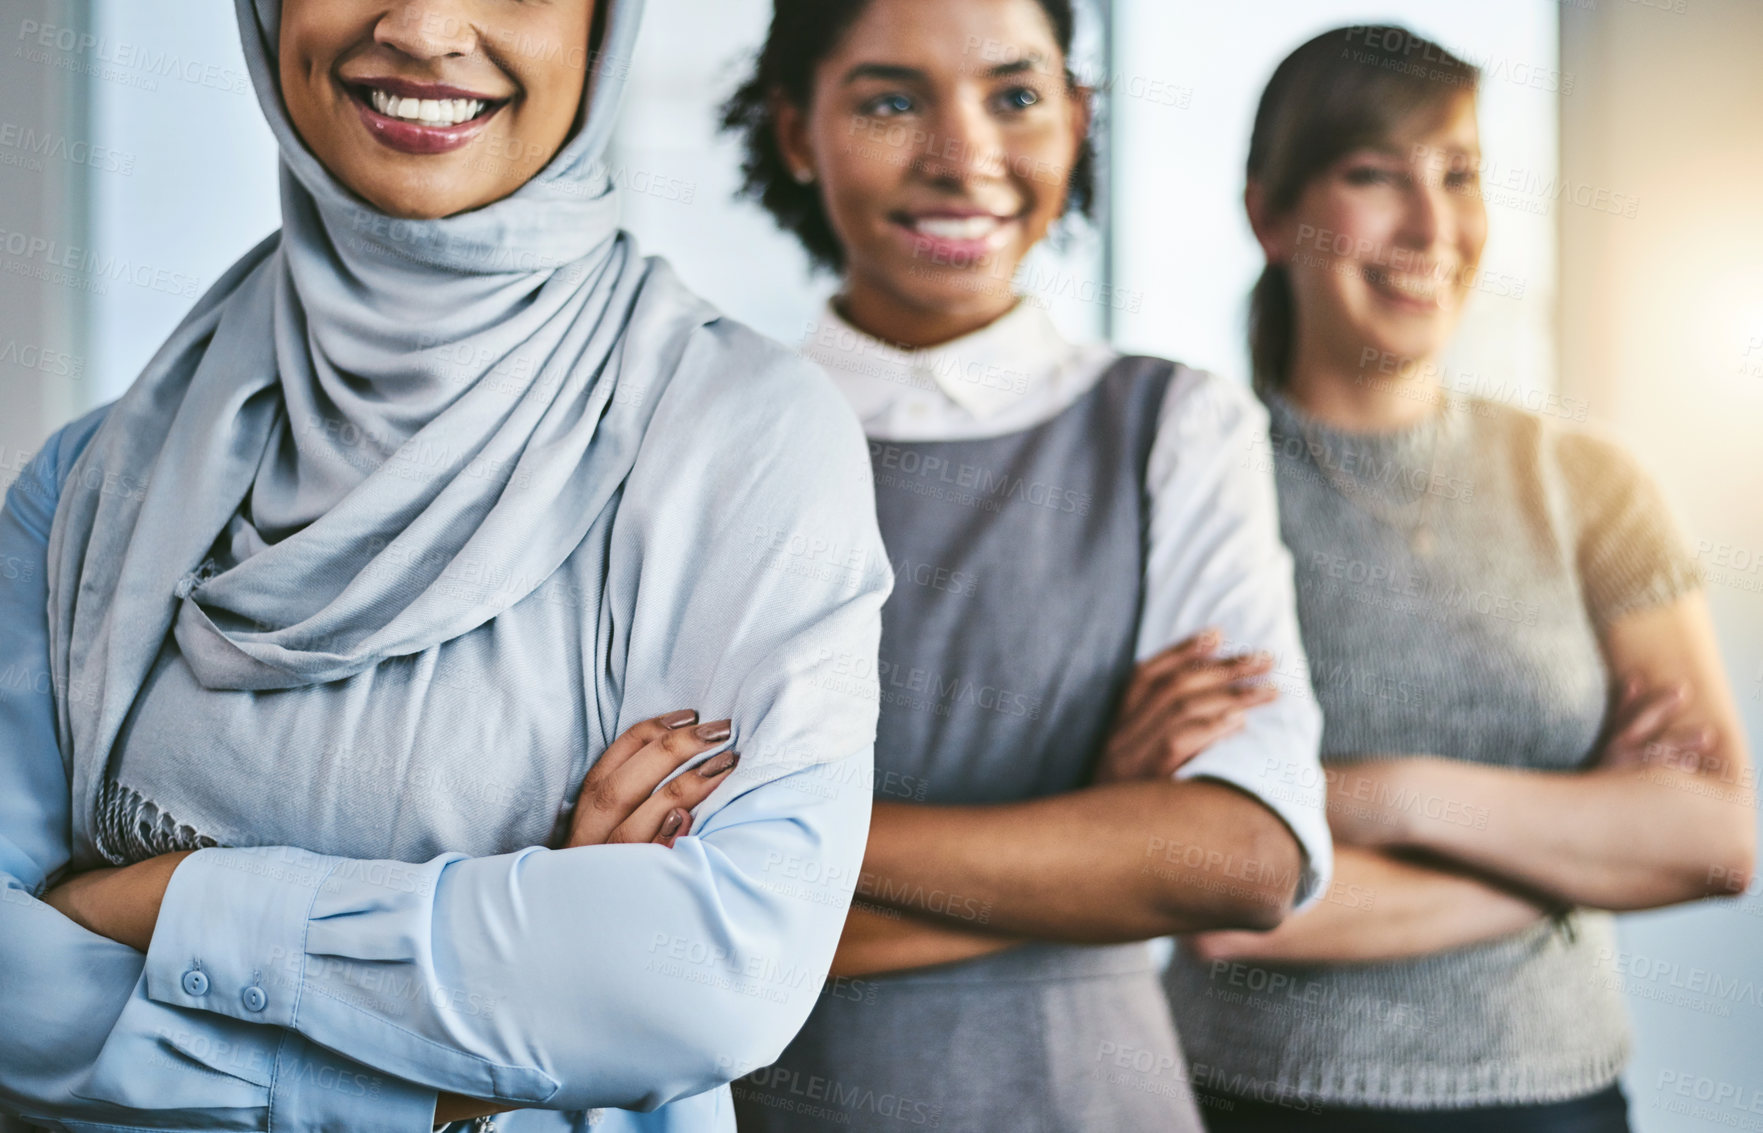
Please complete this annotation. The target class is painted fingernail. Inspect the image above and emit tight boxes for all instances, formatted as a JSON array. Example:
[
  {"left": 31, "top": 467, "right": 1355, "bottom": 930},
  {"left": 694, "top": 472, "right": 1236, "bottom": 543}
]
[
  {"left": 661, "top": 709, "right": 699, "bottom": 729},
  {"left": 660, "top": 809, "right": 685, "bottom": 837},
  {"left": 694, "top": 719, "right": 732, "bottom": 742},
  {"left": 699, "top": 751, "right": 741, "bottom": 778}
]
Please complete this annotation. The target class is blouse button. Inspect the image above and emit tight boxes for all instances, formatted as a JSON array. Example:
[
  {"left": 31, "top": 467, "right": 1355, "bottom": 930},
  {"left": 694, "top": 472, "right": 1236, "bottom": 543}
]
[
  {"left": 180, "top": 968, "right": 210, "bottom": 996},
  {"left": 241, "top": 985, "right": 268, "bottom": 1013}
]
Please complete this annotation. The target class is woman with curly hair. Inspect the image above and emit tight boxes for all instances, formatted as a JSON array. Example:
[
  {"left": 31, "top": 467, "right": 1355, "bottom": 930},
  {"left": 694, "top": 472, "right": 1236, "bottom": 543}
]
[{"left": 720, "top": 1, "right": 1333, "bottom": 1128}]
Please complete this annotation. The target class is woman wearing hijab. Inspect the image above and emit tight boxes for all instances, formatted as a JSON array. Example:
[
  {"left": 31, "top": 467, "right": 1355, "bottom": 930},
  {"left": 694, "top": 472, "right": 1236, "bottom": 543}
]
[
  {"left": 1159, "top": 27, "right": 1755, "bottom": 1131},
  {"left": 719, "top": 1, "right": 1331, "bottom": 1128},
  {"left": 0, "top": 2, "right": 890, "bottom": 1131}
]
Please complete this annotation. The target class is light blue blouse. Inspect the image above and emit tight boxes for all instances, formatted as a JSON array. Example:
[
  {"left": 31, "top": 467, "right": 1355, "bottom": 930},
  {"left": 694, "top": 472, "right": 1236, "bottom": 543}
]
[{"left": 0, "top": 334, "right": 891, "bottom": 1132}]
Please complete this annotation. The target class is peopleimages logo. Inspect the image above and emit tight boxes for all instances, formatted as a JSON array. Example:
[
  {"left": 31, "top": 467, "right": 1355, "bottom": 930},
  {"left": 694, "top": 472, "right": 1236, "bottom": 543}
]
[
  {"left": 0, "top": 123, "right": 134, "bottom": 174},
  {"left": 0, "top": 228, "right": 200, "bottom": 298},
  {"left": 0, "top": 337, "right": 83, "bottom": 379},
  {"left": 737, "top": 1065, "right": 944, "bottom": 1127},
  {"left": 870, "top": 441, "right": 1093, "bottom": 517},
  {"left": 16, "top": 20, "right": 252, "bottom": 95}
]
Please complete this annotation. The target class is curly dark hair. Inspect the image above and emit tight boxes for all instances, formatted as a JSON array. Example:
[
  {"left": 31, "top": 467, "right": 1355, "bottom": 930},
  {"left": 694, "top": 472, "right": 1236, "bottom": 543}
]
[{"left": 719, "top": 0, "right": 1098, "bottom": 273}]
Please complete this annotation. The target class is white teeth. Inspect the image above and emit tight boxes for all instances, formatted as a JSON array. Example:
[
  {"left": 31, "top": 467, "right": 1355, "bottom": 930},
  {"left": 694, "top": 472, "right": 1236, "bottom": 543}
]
[
  {"left": 1369, "top": 267, "right": 1444, "bottom": 301},
  {"left": 914, "top": 216, "right": 1003, "bottom": 240},
  {"left": 367, "top": 88, "right": 487, "bottom": 127}
]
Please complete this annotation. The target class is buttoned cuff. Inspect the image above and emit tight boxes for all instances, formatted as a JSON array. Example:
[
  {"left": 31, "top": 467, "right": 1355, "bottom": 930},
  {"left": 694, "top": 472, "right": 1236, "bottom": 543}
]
[
  {"left": 271, "top": 1030, "right": 439, "bottom": 1133},
  {"left": 144, "top": 845, "right": 336, "bottom": 1030}
]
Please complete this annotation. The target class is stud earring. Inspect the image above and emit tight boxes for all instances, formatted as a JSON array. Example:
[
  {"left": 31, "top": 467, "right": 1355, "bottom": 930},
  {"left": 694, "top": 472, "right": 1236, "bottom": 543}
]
[{"left": 792, "top": 166, "right": 816, "bottom": 185}]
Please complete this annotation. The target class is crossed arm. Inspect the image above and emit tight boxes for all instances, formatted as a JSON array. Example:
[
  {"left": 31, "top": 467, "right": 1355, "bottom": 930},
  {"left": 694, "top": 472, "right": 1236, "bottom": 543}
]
[
  {"left": 39, "top": 711, "right": 755, "bottom": 1128},
  {"left": 833, "top": 376, "right": 1341, "bottom": 978},
  {"left": 1, "top": 383, "right": 895, "bottom": 1130},
  {"left": 1191, "top": 593, "right": 1758, "bottom": 966},
  {"left": 832, "top": 636, "right": 1319, "bottom": 977}
]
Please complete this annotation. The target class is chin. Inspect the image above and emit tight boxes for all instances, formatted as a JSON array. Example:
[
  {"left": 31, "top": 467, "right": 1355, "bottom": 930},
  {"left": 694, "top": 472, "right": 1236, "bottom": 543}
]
[
  {"left": 904, "top": 267, "right": 1013, "bottom": 312},
  {"left": 352, "top": 177, "right": 475, "bottom": 221},
  {"left": 1344, "top": 309, "right": 1452, "bottom": 361},
  {"left": 1360, "top": 331, "right": 1449, "bottom": 368}
]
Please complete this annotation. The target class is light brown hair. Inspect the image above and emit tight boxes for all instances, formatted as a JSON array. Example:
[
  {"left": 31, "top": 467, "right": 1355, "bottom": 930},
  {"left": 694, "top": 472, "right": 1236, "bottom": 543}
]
[{"left": 1247, "top": 25, "right": 1480, "bottom": 391}]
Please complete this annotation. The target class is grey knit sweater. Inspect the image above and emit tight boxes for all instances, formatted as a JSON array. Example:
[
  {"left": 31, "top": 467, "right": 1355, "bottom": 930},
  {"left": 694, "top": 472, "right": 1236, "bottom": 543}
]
[{"left": 1162, "top": 389, "right": 1703, "bottom": 1109}]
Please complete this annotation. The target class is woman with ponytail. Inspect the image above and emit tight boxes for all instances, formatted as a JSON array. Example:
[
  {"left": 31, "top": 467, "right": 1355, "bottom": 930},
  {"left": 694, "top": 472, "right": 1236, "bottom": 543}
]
[{"left": 1162, "top": 26, "right": 1755, "bottom": 1132}]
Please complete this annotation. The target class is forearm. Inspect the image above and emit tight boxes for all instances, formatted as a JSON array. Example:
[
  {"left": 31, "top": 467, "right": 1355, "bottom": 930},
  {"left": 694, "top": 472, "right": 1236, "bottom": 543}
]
[
  {"left": 830, "top": 900, "right": 1021, "bottom": 978},
  {"left": 858, "top": 780, "right": 1303, "bottom": 942},
  {"left": 42, "top": 851, "right": 193, "bottom": 952},
  {"left": 1186, "top": 844, "right": 1551, "bottom": 965},
  {"left": 143, "top": 758, "right": 868, "bottom": 1113},
  {"left": 1364, "top": 758, "right": 1754, "bottom": 909},
  {"left": 0, "top": 882, "right": 436, "bottom": 1131},
  {"left": 0, "top": 453, "right": 435, "bottom": 1131}
]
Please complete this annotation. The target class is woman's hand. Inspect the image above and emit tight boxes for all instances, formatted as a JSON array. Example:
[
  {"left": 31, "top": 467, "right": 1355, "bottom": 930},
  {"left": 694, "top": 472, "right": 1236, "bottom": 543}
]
[
  {"left": 562, "top": 709, "right": 740, "bottom": 848},
  {"left": 436, "top": 710, "right": 738, "bottom": 1129},
  {"left": 40, "top": 710, "right": 735, "bottom": 956},
  {"left": 1324, "top": 676, "right": 1720, "bottom": 850},
  {"left": 1094, "top": 629, "right": 1279, "bottom": 783},
  {"left": 1595, "top": 676, "right": 1715, "bottom": 775},
  {"left": 449, "top": 710, "right": 737, "bottom": 1129}
]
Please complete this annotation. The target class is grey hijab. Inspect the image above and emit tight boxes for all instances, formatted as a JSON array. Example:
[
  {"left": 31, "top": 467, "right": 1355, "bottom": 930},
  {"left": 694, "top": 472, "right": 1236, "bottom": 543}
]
[{"left": 46, "top": 0, "right": 716, "bottom": 854}]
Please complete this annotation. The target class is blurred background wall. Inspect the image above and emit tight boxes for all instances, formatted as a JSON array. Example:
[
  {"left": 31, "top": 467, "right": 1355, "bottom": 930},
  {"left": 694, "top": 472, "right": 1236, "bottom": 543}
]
[
  {"left": 1556, "top": 1, "right": 1763, "bottom": 1121},
  {"left": 1, "top": 1, "right": 1757, "bottom": 1123},
  {"left": 0, "top": 0, "right": 88, "bottom": 470}
]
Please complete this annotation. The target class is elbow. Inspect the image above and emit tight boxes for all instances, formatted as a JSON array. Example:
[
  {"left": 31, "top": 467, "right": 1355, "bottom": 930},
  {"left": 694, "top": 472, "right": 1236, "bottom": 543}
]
[
  {"left": 1703, "top": 835, "right": 1757, "bottom": 902},
  {"left": 1686, "top": 788, "right": 1756, "bottom": 902},
  {"left": 1150, "top": 814, "right": 1303, "bottom": 933},
  {"left": 1216, "top": 877, "right": 1297, "bottom": 933},
  {"left": 1238, "top": 892, "right": 1297, "bottom": 933},
  {"left": 679, "top": 986, "right": 818, "bottom": 1096},
  {"left": 656, "top": 923, "right": 836, "bottom": 1098},
  {"left": 584, "top": 981, "right": 819, "bottom": 1113},
  {"left": 1218, "top": 806, "right": 1304, "bottom": 931}
]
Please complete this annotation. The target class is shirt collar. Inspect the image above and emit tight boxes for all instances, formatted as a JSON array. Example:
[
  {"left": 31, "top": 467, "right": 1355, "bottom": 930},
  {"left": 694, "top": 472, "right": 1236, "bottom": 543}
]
[{"left": 801, "top": 299, "right": 1074, "bottom": 422}]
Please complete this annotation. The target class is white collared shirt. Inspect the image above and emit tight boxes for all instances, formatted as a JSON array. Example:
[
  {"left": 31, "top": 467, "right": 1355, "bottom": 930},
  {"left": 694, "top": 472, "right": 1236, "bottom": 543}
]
[{"left": 803, "top": 299, "right": 1333, "bottom": 906}]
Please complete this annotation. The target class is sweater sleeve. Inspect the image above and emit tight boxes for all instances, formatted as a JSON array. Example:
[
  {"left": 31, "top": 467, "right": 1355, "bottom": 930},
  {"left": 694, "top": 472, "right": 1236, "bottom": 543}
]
[
  {"left": 141, "top": 326, "right": 892, "bottom": 1113},
  {"left": 0, "top": 408, "right": 434, "bottom": 1133},
  {"left": 1556, "top": 430, "right": 1703, "bottom": 626}
]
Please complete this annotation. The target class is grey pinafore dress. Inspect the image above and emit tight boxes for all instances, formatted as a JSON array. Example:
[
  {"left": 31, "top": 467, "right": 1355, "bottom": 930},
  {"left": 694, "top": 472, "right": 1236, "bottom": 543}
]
[{"left": 732, "top": 357, "right": 1206, "bottom": 1133}]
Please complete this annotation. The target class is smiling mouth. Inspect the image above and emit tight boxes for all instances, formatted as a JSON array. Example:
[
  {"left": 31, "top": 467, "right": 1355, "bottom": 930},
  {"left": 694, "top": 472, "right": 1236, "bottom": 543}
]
[
  {"left": 363, "top": 87, "right": 491, "bottom": 128},
  {"left": 911, "top": 215, "right": 1009, "bottom": 241},
  {"left": 894, "top": 212, "right": 1021, "bottom": 258},
  {"left": 344, "top": 79, "right": 509, "bottom": 154},
  {"left": 1364, "top": 265, "right": 1454, "bottom": 308}
]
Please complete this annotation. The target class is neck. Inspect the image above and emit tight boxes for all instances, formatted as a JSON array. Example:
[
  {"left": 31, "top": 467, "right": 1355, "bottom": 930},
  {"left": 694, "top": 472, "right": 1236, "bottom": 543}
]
[
  {"left": 1282, "top": 338, "right": 1446, "bottom": 433},
  {"left": 836, "top": 276, "right": 1018, "bottom": 350}
]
